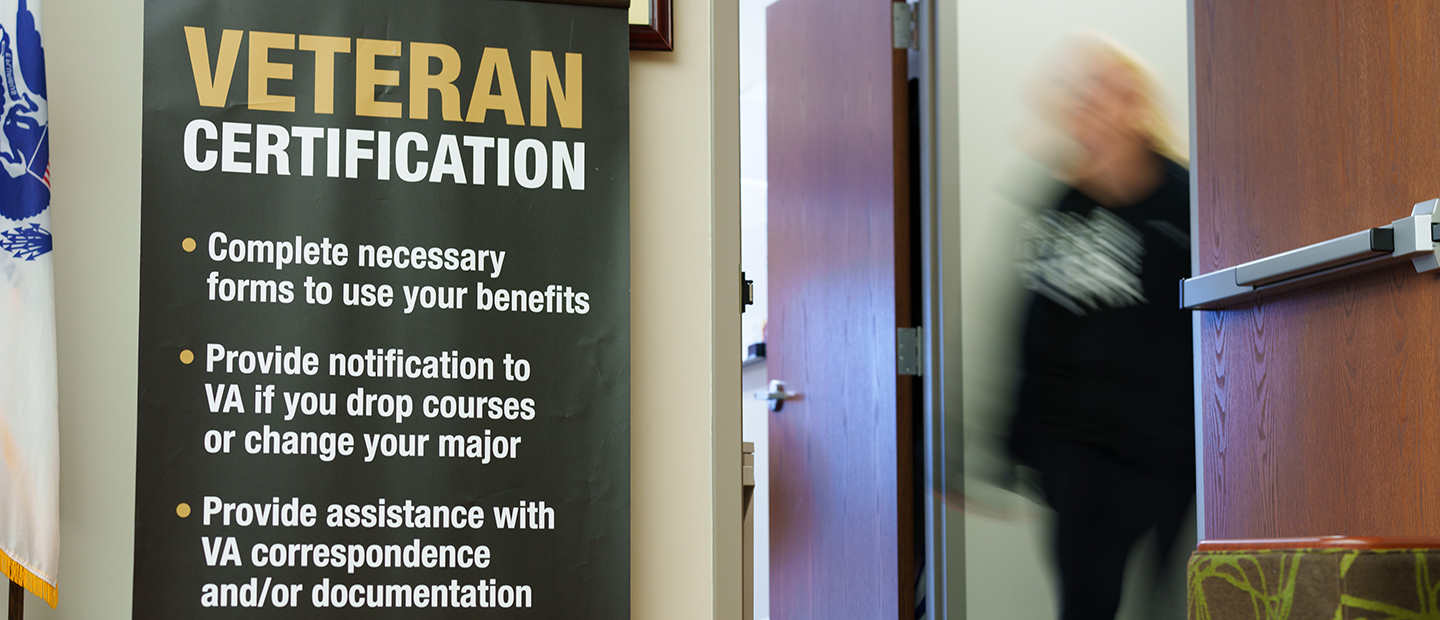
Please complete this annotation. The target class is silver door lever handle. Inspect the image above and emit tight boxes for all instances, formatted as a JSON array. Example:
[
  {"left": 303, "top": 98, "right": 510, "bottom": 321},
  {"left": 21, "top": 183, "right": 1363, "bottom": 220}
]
[{"left": 755, "top": 380, "right": 801, "bottom": 412}]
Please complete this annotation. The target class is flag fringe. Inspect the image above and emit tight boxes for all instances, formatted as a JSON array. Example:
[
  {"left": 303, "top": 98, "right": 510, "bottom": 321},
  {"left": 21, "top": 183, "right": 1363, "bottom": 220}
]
[{"left": 0, "top": 548, "right": 56, "bottom": 608}]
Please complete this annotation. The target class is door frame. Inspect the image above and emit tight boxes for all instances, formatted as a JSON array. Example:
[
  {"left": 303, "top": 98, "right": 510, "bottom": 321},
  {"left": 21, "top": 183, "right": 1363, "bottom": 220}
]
[
  {"left": 1185, "top": 0, "right": 1205, "bottom": 545},
  {"left": 753, "top": 0, "right": 952, "bottom": 615},
  {"left": 917, "top": 0, "right": 956, "bottom": 617}
]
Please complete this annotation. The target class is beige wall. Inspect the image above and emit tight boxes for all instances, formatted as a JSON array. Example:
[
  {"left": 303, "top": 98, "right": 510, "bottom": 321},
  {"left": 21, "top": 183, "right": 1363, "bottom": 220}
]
[
  {"left": 631, "top": 0, "right": 741, "bottom": 618},
  {"left": 39, "top": 0, "right": 142, "bottom": 616},
  {"left": 30, "top": 0, "right": 740, "bottom": 617}
]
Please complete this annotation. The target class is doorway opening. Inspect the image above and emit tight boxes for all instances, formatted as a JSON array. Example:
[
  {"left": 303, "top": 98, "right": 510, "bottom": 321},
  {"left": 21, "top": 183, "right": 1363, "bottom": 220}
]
[{"left": 739, "top": 1, "right": 931, "bottom": 619}]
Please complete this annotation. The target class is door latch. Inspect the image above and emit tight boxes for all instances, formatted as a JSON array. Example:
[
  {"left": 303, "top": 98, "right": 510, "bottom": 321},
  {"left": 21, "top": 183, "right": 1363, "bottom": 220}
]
[{"left": 755, "top": 380, "right": 801, "bottom": 412}]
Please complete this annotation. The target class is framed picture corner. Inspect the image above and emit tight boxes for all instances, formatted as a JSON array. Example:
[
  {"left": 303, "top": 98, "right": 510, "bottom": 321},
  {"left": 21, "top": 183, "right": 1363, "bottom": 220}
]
[{"left": 628, "top": 0, "right": 672, "bottom": 52}]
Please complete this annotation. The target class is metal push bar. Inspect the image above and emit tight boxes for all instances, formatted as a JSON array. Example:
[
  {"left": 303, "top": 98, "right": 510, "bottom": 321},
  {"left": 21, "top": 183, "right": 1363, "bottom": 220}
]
[{"left": 1180, "top": 199, "right": 1440, "bottom": 310}]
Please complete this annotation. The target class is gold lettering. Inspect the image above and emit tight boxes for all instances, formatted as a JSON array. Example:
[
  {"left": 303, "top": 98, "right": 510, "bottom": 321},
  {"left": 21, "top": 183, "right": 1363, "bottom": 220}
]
[
  {"left": 247, "top": 31, "right": 295, "bottom": 112},
  {"left": 356, "top": 38, "right": 402, "bottom": 118},
  {"left": 184, "top": 27, "right": 242, "bottom": 108},
  {"left": 298, "top": 35, "right": 350, "bottom": 115},
  {"left": 465, "top": 47, "right": 525, "bottom": 126},
  {"left": 530, "top": 51, "right": 581, "bottom": 129},
  {"left": 409, "top": 42, "right": 463, "bottom": 121}
]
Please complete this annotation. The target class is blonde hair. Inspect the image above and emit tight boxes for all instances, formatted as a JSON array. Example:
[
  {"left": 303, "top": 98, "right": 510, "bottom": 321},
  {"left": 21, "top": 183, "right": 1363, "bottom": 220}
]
[{"left": 1024, "top": 33, "right": 1188, "bottom": 170}]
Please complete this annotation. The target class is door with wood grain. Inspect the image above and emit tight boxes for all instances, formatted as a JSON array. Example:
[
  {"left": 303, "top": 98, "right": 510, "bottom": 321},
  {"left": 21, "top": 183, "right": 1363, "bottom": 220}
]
[
  {"left": 1195, "top": 1, "right": 1440, "bottom": 539},
  {"left": 766, "top": 0, "right": 917, "bottom": 618}
]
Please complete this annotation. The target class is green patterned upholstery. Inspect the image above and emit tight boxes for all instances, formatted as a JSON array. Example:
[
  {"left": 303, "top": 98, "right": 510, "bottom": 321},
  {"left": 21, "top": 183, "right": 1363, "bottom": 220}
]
[{"left": 1189, "top": 544, "right": 1440, "bottom": 620}]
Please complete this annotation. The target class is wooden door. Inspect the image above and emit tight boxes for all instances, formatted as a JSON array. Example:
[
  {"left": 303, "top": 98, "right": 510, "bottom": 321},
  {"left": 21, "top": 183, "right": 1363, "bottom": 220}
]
[
  {"left": 1195, "top": 1, "right": 1440, "bottom": 538},
  {"left": 766, "top": 0, "right": 915, "bottom": 618}
]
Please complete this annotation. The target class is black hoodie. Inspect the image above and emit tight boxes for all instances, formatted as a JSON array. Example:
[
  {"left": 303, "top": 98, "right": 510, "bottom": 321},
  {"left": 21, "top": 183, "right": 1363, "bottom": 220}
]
[{"left": 1009, "top": 156, "right": 1194, "bottom": 467}]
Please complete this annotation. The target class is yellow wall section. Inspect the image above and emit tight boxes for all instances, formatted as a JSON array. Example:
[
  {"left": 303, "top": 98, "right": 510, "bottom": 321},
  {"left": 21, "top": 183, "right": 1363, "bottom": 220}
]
[{"left": 629, "top": 0, "right": 650, "bottom": 26}]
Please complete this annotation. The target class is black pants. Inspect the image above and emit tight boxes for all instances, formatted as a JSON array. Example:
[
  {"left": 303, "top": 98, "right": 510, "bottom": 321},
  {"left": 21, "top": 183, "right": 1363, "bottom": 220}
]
[{"left": 1040, "top": 440, "right": 1194, "bottom": 620}]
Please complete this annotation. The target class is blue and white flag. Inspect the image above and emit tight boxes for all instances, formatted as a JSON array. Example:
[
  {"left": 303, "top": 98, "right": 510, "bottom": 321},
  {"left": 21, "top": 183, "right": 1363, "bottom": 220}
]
[{"left": 0, "top": 0, "right": 56, "bottom": 608}]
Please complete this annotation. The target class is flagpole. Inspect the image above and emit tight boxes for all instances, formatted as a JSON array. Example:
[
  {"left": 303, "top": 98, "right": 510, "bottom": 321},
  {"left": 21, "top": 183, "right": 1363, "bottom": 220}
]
[{"left": 7, "top": 579, "right": 21, "bottom": 620}]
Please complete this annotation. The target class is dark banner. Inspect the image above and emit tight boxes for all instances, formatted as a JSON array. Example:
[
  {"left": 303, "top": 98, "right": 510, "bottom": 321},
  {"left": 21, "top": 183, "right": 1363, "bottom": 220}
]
[{"left": 133, "top": 1, "right": 629, "bottom": 616}]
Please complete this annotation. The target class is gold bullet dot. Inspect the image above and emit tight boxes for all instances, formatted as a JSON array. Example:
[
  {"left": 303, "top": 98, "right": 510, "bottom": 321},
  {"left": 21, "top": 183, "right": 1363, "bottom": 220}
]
[
  {"left": 176, "top": 503, "right": 191, "bottom": 518},
  {"left": 179, "top": 349, "right": 194, "bottom": 365},
  {"left": 181, "top": 237, "right": 196, "bottom": 252}
]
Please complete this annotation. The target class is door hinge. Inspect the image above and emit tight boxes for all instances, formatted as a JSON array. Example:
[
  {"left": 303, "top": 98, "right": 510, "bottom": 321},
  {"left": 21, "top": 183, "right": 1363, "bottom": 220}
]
[
  {"left": 741, "top": 271, "right": 754, "bottom": 313},
  {"left": 893, "top": 2, "right": 918, "bottom": 50},
  {"left": 897, "top": 326, "right": 922, "bottom": 376},
  {"left": 742, "top": 441, "right": 756, "bottom": 489}
]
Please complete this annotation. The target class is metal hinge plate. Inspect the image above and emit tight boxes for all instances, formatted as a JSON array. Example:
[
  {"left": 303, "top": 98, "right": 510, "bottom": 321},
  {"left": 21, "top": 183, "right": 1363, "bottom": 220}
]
[
  {"left": 893, "top": 2, "right": 917, "bottom": 50},
  {"left": 741, "top": 270, "right": 754, "bottom": 313},
  {"left": 897, "top": 326, "right": 922, "bottom": 376},
  {"left": 742, "top": 442, "right": 755, "bottom": 488}
]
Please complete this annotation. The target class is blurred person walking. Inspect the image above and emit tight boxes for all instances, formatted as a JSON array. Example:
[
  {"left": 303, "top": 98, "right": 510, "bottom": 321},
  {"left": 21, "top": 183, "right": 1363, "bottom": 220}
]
[{"left": 1008, "top": 35, "right": 1194, "bottom": 620}]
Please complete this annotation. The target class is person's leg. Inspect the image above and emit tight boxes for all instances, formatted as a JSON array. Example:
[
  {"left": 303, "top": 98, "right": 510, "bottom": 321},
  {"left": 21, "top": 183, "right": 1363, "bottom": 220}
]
[
  {"left": 1129, "top": 452, "right": 1192, "bottom": 565},
  {"left": 1044, "top": 442, "right": 1153, "bottom": 620},
  {"left": 1146, "top": 458, "right": 1197, "bottom": 608},
  {"left": 1116, "top": 454, "right": 1194, "bottom": 620},
  {"left": 1043, "top": 441, "right": 1104, "bottom": 619}
]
